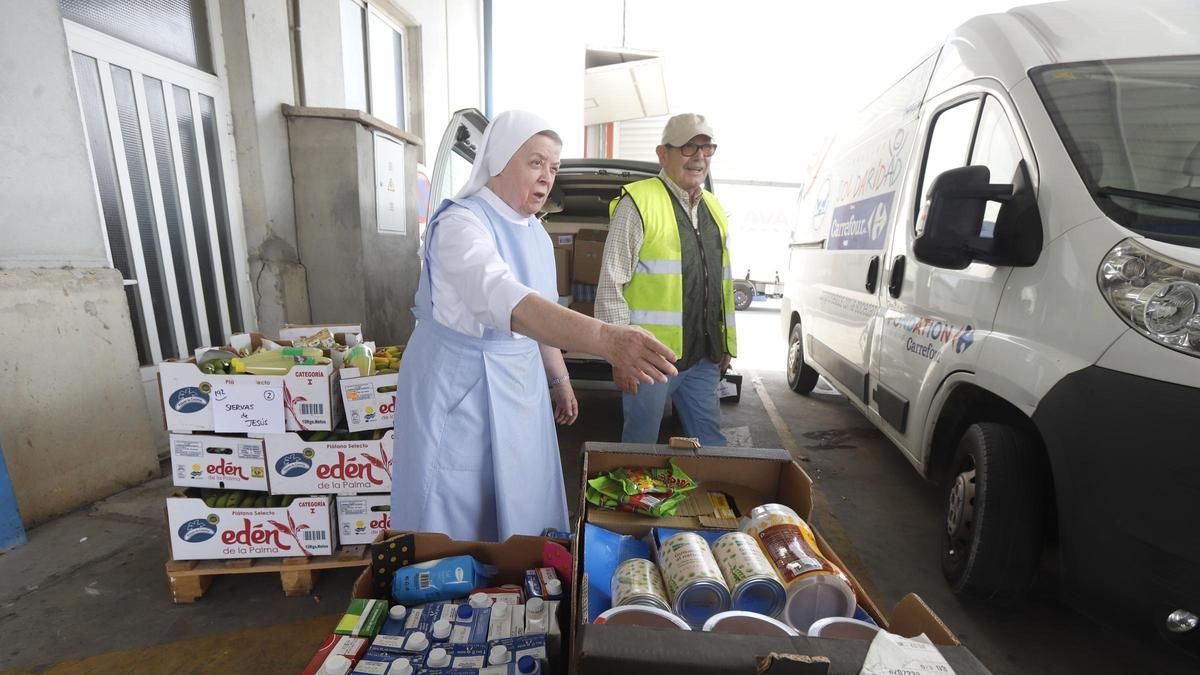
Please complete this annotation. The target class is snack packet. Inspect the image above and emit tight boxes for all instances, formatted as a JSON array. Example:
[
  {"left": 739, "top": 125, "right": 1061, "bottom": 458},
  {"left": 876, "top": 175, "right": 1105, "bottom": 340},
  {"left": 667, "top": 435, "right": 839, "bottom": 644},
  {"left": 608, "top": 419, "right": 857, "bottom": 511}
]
[{"left": 585, "top": 460, "right": 697, "bottom": 517}]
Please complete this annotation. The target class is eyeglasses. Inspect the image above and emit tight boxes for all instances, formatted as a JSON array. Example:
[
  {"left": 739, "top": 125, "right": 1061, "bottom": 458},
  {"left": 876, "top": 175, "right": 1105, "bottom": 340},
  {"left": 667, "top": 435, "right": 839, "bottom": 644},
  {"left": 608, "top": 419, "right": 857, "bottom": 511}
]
[{"left": 670, "top": 142, "right": 718, "bottom": 157}]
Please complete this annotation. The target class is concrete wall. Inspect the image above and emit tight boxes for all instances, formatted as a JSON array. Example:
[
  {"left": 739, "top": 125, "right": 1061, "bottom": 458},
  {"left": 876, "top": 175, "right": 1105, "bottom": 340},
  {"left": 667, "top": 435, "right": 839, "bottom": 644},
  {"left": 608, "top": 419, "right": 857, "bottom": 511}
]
[
  {"left": 0, "top": 270, "right": 161, "bottom": 525},
  {"left": 281, "top": 0, "right": 480, "bottom": 339},
  {"left": 288, "top": 113, "right": 421, "bottom": 344},
  {"left": 445, "top": 0, "right": 484, "bottom": 116},
  {"left": 219, "top": 0, "right": 481, "bottom": 337},
  {"left": 0, "top": 3, "right": 161, "bottom": 527},
  {"left": 219, "top": 0, "right": 309, "bottom": 337},
  {"left": 492, "top": 0, "right": 586, "bottom": 155},
  {"left": 0, "top": 1, "right": 110, "bottom": 270}
]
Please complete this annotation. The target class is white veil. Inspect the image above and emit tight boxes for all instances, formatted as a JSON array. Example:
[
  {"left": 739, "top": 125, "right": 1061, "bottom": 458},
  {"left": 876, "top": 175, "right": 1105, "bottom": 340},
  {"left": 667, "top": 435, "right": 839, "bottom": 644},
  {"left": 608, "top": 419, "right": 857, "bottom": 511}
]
[{"left": 454, "top": 110, "right": 556, "bottom": 199}]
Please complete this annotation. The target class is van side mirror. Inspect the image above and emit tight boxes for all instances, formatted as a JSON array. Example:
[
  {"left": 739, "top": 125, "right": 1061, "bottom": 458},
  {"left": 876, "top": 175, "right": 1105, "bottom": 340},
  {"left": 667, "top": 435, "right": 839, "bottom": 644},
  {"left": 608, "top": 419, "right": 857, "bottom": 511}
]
[{"left": 914, "top": 161, "right": 1042, "bottom": 270}]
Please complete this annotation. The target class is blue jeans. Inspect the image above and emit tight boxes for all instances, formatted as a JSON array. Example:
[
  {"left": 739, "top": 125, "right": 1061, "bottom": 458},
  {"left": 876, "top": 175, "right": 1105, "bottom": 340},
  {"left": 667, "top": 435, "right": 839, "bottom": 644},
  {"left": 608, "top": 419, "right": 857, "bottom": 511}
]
[{"left": 622, "top": 359, "right": 726, "bottom": 446}]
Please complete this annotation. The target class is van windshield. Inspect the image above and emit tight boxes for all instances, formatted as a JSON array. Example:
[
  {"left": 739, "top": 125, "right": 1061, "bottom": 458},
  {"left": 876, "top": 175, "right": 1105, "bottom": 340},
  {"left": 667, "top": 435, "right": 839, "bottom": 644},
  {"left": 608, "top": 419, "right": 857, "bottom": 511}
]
[{"left": 1032, "top": 56, "right": 1200, "bottom": 247}]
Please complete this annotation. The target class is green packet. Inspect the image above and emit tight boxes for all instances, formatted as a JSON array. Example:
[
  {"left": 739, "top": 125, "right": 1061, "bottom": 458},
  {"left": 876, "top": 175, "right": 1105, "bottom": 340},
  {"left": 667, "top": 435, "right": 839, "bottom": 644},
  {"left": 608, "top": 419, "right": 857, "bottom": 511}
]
[
  {"left": 608, "top": 460, "right": 698, "bottom": 496},
  {"left": 585, "top": 479, "right": 692, "bottom": 518}
]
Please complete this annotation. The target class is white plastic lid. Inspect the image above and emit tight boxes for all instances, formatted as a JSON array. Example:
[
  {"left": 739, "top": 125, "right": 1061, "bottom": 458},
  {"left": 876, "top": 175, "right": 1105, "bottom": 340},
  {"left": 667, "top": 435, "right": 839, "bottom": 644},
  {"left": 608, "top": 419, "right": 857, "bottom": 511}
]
[
  {"left": 701, "top": 610, "right": 800, "bottom": 637},
  {"left": 594, "top": 605, "right": 691, "bottom": 630},
  {"left": 545, "top": 578, "right": 563, "bottom": 596},
  {"left": 404, "top": 631, "right": 428, "bottom": 651},
  {"left": 807, "top": 616, "right": 881, "bottom": 640},
  {"left": 389, "top": 605, "right": 408, "bottom": 621},
  {"left": 784, "top": 574, "right": 856, "bottom": 633},
  {"left": 469, "top": 592, "right": 491, "bottom": 608},
  {"left": 493, "top": 599, "right": 510, "bottom": 616},
  {"left": 489, "top": 645, "right": 511, "bottom": 664},
  {"left": 322, "top": 654, "right": 350, "bottom": 674},
  {"left": 389, "top": 661, "right": 414, "bottom": 675},
  {"left": 527, "top": 597, "right": 545, "bottom": 614},
  {"left": 426, "top": 647, "right": 450, "bottom": 668},
  {"left": 432, "top": 618, "right": 452, "bottom": 639}
]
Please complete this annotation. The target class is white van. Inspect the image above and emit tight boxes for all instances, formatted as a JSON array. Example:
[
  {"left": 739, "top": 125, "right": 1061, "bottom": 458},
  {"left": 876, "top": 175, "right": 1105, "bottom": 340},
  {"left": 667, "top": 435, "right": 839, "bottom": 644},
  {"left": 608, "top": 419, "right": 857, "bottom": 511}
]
[{"left": 781, "top": 0, "right": 1200, "bottom": 648}]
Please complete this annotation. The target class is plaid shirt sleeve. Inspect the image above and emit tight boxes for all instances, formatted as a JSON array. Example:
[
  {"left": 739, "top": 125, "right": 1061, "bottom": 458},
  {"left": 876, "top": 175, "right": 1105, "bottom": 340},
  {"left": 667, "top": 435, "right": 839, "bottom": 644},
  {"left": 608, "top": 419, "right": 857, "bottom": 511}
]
[{"left": 596, "top": 195, "right": 643, "bottom": 325}]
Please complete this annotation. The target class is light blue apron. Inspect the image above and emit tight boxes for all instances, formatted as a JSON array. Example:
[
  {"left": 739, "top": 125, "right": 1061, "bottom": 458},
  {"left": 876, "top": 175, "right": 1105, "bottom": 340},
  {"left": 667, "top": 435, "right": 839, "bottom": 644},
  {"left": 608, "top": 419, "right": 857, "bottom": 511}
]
[{"left": 390, "top": 193, "right": 570, "bottom": 542}]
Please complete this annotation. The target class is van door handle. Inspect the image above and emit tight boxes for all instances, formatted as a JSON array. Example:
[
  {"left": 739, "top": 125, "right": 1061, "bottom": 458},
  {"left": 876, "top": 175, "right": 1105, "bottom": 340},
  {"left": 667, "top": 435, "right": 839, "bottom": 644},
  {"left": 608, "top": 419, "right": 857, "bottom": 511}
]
[
  {"left": 888, "top": 255, "right": 906, "bottom": 298},
  {"left": 865, "top": 256, "right": 880, "bottom": 293}
]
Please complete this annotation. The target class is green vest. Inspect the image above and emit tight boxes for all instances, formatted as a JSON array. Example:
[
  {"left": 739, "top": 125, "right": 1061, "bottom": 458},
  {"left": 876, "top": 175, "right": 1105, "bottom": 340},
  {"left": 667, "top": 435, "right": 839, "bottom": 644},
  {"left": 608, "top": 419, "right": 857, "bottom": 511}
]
[{"left": 611, "top": 177, "right": 737, "bottom": 360}]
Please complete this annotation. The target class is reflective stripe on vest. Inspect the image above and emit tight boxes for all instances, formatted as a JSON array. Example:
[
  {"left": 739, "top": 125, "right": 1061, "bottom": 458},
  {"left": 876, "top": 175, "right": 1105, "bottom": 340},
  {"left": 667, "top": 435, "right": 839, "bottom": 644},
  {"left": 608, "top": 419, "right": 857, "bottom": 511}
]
[{"left": 611, "top": 178, "right": 738, "bottom": 357}]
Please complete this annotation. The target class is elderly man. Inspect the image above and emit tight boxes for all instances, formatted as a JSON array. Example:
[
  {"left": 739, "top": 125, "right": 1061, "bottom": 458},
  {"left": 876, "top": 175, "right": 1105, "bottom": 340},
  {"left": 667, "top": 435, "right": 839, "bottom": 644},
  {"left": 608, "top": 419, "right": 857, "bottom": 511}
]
[{"left": 597, "top": 113, "right": 737, "bottom": 446}]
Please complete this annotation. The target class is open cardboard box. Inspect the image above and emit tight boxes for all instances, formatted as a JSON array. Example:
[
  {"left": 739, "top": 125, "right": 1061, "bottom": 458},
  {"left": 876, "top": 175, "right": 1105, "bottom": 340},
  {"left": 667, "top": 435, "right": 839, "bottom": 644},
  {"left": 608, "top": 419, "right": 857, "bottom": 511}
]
[
  {"left": 572, "top": 442, "right": 991, "bottom": 675},
  {"left": 159, "top": 332, "right": 343, "bottom": 432},
  {"left": 351, "top": 530, "right": 572, "bottom": 603},
  {"left": 349, "top": 530, "right": 574, "bottom": 671}
]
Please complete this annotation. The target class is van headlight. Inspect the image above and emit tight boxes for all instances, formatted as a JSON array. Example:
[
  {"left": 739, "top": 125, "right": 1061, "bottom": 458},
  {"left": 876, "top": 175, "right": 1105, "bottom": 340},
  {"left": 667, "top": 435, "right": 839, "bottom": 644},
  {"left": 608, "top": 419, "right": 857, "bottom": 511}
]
[{"left": 1100, "top": 239, "right": 1200, "bottom": 357}]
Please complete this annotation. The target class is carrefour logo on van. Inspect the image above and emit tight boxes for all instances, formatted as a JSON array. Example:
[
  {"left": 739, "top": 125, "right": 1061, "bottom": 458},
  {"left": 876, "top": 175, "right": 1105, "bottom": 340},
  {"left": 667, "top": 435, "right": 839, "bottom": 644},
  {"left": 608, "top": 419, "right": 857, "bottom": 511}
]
[
  {"left": 827, "top": 192, "right": 894, "bottom": 251},
  {"left": 275, "top": 453, "right": 313, "bottom": 478},
  {"left": 169, "top": 387, "right": 210, "bottom": 413},
  {"left": 890, "top": 314, "right": 976, "bottom": 354},
  {"left": 178, "top": 518, "right": 217, "bottom": 543}
]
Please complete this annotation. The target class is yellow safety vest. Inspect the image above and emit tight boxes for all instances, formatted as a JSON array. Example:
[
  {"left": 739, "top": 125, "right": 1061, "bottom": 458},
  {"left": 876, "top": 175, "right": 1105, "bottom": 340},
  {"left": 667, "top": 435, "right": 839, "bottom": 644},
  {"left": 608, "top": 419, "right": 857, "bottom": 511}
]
[{"left": 611, "top": 178, "right": 737, "bottom": 358}]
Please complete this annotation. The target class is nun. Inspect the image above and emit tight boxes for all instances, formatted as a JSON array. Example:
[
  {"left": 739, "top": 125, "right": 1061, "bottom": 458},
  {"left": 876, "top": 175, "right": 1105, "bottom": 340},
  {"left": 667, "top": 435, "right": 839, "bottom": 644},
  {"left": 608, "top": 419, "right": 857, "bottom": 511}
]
[{"left": 390, "top": 111, "right": 678, "bottom": 542}]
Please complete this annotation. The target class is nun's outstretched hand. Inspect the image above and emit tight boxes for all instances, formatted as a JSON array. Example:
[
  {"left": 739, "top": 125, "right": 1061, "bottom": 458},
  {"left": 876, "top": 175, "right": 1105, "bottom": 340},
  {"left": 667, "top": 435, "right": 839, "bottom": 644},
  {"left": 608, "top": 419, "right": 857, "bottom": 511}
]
[{"left": 599, "top": 324, "right": 677, "bottom": 386}]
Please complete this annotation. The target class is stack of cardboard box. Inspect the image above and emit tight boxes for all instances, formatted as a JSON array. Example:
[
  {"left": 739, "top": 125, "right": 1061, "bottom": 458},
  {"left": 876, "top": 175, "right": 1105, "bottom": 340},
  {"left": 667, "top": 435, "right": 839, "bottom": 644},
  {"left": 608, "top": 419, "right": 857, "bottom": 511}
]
[
  {"left": 159, "top": 324, "right": 399, "bottom": 562},
  {"left": 549, "top": 229, "right": 608, "bottom": 317}
]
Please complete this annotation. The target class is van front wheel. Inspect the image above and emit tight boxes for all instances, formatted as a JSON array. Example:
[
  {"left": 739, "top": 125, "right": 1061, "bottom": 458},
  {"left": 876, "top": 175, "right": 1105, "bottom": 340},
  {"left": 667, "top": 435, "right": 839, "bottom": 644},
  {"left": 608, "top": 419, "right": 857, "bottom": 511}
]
[
  {"left": 787, "top": 324, "right": 819, "bottom": 395},
  {"left": 733, "top": 283, "right": 754, "bottom": 311},
  {"left": 941, "top": 422, "right": 1046, "bottom": 604}
]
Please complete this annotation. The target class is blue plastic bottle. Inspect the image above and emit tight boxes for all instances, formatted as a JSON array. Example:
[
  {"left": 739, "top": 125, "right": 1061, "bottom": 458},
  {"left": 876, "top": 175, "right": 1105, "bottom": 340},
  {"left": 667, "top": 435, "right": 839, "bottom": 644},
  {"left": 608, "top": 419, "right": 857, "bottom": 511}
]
[{"left": 391, "top": 556, "right": 497, "bottom": 605}]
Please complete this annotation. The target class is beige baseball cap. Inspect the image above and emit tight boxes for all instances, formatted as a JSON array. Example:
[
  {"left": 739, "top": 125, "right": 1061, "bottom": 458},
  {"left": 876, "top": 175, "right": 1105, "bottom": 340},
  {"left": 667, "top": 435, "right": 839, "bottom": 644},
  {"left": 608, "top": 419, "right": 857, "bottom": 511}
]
[{"left": 661, "top": 113, "right": 714, "bottom": 146}]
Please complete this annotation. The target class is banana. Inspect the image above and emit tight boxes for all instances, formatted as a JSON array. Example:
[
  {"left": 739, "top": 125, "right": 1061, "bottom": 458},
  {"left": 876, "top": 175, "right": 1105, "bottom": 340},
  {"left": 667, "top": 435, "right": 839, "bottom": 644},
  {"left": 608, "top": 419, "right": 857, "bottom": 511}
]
[{"left": 226, "top": 491, "right": 244, "bottom": 508}]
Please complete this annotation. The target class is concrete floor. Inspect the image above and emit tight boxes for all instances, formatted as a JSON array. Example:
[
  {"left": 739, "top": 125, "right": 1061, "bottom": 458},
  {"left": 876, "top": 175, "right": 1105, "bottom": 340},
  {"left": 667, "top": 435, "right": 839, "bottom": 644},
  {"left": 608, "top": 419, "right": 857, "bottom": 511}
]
[{"left": 0, "top": 302, "right": 1195, "bottom": 673}]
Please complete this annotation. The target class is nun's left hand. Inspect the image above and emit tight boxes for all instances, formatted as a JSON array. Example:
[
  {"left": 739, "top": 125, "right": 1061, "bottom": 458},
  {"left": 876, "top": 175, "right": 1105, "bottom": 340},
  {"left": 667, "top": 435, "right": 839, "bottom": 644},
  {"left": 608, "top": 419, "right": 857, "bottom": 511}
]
[{"left": 551, "top": 380, "right": 578, "bottom": 425}]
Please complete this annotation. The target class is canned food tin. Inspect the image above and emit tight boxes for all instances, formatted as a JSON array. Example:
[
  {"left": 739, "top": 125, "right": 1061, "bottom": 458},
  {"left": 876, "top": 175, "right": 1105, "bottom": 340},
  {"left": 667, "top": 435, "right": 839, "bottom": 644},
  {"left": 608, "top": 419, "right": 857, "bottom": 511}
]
[
  {"left": 712, "top": 531, "right": 787, "bottom": 618},
  {"left": 742, "top": 504, "right": 856, "bottom": 632},
  {"left": 657, "top": 532, "right": 731, "bottom": 627},
  {"left": 595, "top": 604, "right": 691, "bottom": 630},
  {"left": 611, "top": 558, "right": 671, "bottom": 612}
]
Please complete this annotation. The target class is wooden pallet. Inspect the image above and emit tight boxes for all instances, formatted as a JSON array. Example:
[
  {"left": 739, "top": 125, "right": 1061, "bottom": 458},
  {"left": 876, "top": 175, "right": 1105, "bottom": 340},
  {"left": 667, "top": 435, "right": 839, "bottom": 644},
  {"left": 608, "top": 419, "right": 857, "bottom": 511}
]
[{"left": 165, "top": 545, "right": 370, "bottom": 603}]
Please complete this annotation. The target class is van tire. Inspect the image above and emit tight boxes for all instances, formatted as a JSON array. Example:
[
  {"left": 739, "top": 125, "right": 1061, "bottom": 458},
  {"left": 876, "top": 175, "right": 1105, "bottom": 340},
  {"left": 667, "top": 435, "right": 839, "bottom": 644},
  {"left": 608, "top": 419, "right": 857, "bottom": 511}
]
[
  {"left": 787, "top": 323, "right": 819, "bottom": 395},
  {"left": 941, "top": 422, "right": 1045, "bottom": 604},
  {"left": 734, "top": 283, "right": 754, "bottom": 311}
]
